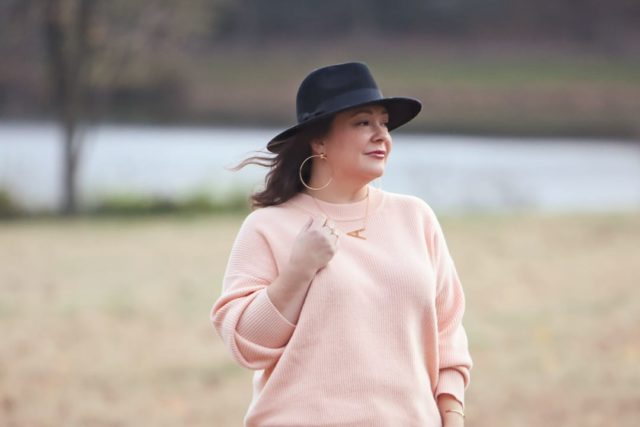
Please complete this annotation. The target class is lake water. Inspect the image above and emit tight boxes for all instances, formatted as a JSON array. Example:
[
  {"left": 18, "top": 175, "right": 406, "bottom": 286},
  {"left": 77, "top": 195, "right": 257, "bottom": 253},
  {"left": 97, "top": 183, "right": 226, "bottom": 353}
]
[{"left": 1, "top": 121, "right": 639, "bottom": 214}]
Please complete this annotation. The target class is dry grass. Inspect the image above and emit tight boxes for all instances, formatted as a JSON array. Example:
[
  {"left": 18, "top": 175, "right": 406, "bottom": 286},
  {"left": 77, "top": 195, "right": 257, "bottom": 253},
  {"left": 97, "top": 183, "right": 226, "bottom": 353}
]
[{"left": 0, "top": 212, "right": 639, "bottom": 426}]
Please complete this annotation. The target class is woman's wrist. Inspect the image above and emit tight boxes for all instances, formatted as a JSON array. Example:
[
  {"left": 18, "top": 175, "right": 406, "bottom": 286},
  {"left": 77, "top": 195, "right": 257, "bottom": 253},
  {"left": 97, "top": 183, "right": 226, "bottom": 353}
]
[
  {"left": 284, "top": 262, "right": 316, "bottom": 283},
  {"left": 437, "top": 393, "right": 465, "bottom": 426},
  {"left": 442, "top": 410, "right": 465, "bottom": 426}
]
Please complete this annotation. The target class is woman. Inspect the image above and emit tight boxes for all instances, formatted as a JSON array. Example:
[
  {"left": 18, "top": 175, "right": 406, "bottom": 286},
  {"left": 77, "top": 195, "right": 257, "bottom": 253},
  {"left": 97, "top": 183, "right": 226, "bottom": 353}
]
[{"left": 211, "top": 62, "right": 472, "bottom": 427}]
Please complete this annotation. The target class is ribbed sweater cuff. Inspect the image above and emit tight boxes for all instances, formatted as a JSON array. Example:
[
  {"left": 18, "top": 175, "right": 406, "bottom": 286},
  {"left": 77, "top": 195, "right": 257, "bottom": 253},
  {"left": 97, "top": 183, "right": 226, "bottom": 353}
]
[
  {"left": 236, "top": 288, "right": 296, "bottom": 348},
  {"left": 435, "top": 368, "right": 466, "bottom": 409}
]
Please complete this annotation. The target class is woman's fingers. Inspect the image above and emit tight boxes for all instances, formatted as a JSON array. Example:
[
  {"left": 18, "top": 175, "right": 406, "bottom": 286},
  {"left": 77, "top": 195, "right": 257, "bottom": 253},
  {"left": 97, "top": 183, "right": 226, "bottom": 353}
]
[
  {"left": 321, "top": 219, "right": 340, "bottom": 244},
  {"left": 303, "top": 216, "right": 314, "bottom": 230}
]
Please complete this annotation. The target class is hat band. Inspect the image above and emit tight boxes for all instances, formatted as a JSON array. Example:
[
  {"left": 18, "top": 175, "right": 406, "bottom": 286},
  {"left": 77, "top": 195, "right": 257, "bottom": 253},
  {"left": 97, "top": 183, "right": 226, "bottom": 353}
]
[{"left": 298, "top": 88, "right": 383, "bottom": 123}]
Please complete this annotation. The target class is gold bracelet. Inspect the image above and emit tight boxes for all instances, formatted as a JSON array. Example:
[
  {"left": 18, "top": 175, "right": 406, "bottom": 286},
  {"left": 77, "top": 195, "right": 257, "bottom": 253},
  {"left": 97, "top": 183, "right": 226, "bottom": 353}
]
[{"left": 444, "top": 409, "right": 465, "bottom": 418}]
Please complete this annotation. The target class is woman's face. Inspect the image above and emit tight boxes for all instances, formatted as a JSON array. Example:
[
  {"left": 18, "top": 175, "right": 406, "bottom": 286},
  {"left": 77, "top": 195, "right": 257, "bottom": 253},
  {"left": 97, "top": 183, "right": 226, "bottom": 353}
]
[{"left": 312, "top": 103, "right": 391, "bottom": 184}]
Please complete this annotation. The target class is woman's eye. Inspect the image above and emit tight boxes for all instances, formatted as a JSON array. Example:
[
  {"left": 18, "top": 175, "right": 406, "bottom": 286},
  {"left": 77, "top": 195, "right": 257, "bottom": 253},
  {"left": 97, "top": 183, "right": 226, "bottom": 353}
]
[{"left": 355, "top": 119, "right": 387, "bottom": 127}]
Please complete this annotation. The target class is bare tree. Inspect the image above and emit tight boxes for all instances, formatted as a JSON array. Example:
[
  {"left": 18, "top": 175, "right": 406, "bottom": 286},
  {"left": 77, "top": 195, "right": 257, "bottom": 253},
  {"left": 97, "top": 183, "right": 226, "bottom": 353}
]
[
  {"left": 40, "top": 0, "right": 210, "bottom": 215},
  {"left": 44, "top": 0, "right": 95, "bottom": 215}
]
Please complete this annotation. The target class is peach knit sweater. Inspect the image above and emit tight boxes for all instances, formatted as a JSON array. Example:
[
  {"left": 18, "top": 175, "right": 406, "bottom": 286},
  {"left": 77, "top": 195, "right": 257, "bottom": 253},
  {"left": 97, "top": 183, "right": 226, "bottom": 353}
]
[{"left": 211, "top": 186, "right": 472, "bottom": 427}]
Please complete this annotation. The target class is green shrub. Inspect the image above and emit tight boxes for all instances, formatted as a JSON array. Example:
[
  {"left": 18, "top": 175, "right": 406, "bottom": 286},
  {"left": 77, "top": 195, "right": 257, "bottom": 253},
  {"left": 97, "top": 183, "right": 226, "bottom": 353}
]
[
  {"left": 0, "top": 187, "right": 22, "bottom": 218},
  {"left": 87, "top": 189, "right": 251, "bottom": 216}
]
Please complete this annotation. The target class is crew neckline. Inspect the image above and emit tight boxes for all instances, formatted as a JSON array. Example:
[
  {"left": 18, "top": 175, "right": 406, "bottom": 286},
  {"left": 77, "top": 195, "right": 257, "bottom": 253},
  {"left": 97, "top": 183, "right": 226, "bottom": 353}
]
[{"left": 287, "top": 185, "right": 386, "bottom": 221}]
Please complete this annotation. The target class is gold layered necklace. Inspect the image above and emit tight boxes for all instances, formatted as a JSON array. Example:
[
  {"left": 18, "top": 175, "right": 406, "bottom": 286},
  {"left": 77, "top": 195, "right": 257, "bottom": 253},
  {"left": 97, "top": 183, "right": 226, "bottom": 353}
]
[{"left": 309, "top": 186, "right": 370, "bottom": 240}]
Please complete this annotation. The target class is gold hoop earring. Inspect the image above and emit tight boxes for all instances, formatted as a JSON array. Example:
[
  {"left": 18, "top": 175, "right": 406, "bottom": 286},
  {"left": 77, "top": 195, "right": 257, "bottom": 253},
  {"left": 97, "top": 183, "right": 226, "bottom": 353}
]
[{"left": 299, "top": 153, "right": 333, "bottom": 191}]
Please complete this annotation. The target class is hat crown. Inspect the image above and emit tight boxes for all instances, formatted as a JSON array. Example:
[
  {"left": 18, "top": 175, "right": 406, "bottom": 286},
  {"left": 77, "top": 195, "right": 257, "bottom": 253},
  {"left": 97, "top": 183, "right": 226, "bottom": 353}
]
[{"left": 296, "top": 62, "right": 381, "bottom": 123}]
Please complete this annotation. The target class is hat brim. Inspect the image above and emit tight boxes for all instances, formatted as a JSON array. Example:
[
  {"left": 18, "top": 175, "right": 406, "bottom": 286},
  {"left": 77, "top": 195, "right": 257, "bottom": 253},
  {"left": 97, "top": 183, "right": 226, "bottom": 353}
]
[{"left": 266, "top": 97, "right": 422, "bottom": 153}]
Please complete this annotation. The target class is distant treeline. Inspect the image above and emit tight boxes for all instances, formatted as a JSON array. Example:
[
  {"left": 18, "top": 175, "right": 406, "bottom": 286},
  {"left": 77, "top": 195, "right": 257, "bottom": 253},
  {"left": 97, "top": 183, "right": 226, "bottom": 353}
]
[
  {"left": 215, "top": 0, "right": 639, "bottom": 46},
  {"left": 0, "top": 0, "right": 638, "bottom": 138}
]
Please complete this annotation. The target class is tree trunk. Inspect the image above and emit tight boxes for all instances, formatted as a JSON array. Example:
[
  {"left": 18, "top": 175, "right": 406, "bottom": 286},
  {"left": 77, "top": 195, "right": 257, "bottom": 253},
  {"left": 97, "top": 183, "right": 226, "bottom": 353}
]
[{"left": 44, "top": 0, "right": 93, "bottom": 216}]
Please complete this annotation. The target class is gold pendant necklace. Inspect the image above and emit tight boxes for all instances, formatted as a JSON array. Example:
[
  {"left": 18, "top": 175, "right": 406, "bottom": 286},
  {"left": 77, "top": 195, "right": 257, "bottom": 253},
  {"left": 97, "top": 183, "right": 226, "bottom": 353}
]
[{"left": 310, "top": 187, "right": 369, "bottom": 240}]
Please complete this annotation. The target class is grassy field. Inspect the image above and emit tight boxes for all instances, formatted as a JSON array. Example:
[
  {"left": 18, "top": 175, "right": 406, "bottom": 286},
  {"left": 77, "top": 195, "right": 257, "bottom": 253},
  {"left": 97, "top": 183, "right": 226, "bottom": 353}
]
[{"left": 0, "top": 212, "right": 639, "bottom": 426}]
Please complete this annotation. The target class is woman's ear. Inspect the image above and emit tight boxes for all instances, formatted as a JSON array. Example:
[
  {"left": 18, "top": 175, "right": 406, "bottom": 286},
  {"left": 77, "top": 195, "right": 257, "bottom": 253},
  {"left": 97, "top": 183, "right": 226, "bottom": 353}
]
[{"left": 310, "top": 138, "right": 325, "bottom": 155}]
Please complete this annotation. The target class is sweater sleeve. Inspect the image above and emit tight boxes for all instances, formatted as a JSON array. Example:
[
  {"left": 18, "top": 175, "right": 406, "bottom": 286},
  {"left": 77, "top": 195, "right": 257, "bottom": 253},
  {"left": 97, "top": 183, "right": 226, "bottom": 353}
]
[
  {"left": 427, "top": 206, "right": 473, "bottom": 409},
  {"left": 210, "top": 212, "right": 296, "bottom": 370}
]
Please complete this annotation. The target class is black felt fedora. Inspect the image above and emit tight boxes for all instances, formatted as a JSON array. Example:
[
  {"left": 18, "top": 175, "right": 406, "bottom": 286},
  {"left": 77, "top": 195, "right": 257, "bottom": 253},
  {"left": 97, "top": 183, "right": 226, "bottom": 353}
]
[{"left": 266, "top": 61, "right": 422, "bottom": 153}]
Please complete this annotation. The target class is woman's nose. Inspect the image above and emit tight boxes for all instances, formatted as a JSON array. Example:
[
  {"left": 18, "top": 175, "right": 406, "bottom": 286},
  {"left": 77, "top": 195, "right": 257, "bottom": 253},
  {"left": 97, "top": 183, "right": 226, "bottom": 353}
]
[{"left": 373, "top": 122, "right": 390, "bottom": 140}]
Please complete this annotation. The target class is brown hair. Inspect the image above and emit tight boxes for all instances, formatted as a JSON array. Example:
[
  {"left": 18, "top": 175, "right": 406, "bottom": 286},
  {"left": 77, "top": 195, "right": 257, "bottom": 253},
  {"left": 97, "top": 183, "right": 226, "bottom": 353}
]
[{"left": 228, "top": 117, "right": 334, "bottom": 210}]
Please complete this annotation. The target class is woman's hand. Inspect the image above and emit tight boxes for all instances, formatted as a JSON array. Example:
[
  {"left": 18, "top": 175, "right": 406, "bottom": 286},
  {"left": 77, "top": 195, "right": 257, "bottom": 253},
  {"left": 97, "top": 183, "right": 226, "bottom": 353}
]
[
  {"left": 288, "top": 216, "right": 339, "bottom": 275},
  {"left": 266, "top": 216, "right": 339, "bottom": 325}
]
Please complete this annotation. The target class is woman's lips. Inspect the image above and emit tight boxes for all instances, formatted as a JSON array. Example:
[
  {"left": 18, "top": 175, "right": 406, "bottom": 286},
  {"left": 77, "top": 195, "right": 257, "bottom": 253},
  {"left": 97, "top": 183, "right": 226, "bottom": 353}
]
[{"left": 366, "top": 152, "right": 386, "bottom": 159}]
